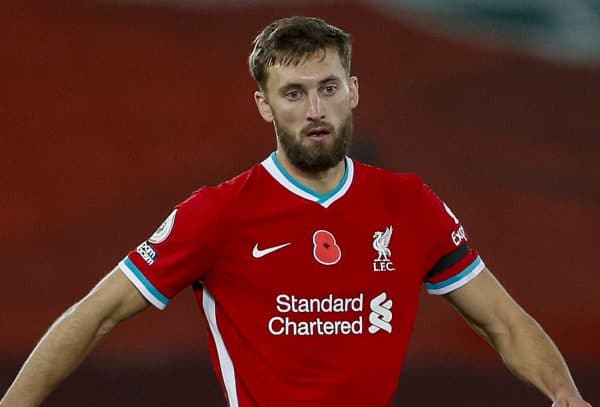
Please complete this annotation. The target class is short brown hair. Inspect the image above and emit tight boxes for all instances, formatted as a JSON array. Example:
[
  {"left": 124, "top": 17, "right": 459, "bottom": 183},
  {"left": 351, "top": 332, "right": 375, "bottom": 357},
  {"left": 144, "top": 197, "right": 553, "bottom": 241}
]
[{"left": 249, "top": 16, "right": 352, "bottom": 91}]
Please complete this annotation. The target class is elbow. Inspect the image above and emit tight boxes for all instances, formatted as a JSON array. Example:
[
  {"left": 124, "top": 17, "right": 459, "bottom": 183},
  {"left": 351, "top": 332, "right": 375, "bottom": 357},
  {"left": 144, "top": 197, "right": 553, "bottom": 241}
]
[
  {"left": 96, "top": 316, "right": 119, "bottom": 337},
  {"left": 66, "top": 296, "right": 121, "bottom": 339},
  {"left": 487, "top": 311, "right": 547, "bottom": 363}
]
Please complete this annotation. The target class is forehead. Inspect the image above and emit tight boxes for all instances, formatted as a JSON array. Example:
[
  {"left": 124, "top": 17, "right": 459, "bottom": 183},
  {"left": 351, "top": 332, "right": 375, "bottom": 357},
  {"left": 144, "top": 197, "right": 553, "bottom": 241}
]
[{"left": 265, "top": 47, "right": 345, "bottom": 91}]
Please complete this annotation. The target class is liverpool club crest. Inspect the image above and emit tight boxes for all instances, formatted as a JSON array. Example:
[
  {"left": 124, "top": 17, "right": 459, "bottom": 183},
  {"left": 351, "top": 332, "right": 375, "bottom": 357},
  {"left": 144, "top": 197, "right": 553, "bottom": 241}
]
[{"left": 372, "top": 226, "right": 395, "bottom": 272}]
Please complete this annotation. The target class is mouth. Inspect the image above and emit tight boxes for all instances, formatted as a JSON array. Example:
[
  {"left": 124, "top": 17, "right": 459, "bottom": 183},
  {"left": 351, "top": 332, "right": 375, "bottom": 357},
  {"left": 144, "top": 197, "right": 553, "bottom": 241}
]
[{"left": 305, "top": 127, "right": 332, "bottom": 141}]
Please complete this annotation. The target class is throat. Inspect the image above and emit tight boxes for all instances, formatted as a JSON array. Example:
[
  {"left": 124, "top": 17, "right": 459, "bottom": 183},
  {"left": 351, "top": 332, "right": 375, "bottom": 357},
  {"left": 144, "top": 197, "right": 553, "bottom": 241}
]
[{"left": 275, "top": 151, "right": 346, "bottom": 196}]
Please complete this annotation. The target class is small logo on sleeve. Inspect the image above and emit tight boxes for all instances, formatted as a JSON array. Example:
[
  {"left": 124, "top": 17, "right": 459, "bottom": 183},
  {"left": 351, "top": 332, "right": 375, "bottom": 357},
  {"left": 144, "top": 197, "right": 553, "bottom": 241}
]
[
  {"left": 443, "top": 202, "right": 459, "bottom": 224},
  {"left": 149, "top": 209, "right": 177, "bottom": 244},
  {"left": 444, "top": 202, "right": 467, "bottom": 246},
  {"left": 451, "top": 226, "right": 467, "bottom": 246},
  {"left": 136, "top": 241, "right": 158, "bottom": 265}
]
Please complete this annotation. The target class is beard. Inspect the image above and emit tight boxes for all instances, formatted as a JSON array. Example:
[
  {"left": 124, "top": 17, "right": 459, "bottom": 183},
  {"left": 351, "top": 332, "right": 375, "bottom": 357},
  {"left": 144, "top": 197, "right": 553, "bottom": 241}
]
[{"left": 275, "top": 111, "right": 353, "bottom": 173}]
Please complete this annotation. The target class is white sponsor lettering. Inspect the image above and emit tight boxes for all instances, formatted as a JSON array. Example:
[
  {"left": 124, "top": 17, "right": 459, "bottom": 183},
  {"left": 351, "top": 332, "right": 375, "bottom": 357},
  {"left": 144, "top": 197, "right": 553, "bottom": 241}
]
[
  {"left": 268, "top": 292, "right": 392, "bottom": 336},
  {"left": 451, "top": 225, "right": 467, "bottom": 246},
  {"left": 275, "top": 294, "right": 363, "bottom": 313},
  {"left": 268, "top": 316, "right": 363, "bottom": 336},
  {"left": 136, "top": 241, "right": 158, "bottom": 265}
]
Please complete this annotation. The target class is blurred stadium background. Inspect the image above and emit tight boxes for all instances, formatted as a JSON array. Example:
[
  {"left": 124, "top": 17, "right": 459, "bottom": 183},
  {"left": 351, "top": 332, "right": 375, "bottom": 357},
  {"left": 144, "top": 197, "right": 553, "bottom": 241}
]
[{"left": 1, "top": 0, "right": 598, "bottom": 405}]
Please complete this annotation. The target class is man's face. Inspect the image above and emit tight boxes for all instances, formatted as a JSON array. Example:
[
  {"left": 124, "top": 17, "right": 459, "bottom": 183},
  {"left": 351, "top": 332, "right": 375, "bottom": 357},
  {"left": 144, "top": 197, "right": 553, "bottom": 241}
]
[{"left": 255, "top": 47, "right": 359, "bottom": 172}]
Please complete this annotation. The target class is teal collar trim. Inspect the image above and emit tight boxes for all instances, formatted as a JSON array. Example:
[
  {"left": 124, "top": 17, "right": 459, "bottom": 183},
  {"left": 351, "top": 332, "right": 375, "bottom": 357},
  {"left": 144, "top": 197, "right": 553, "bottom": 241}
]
[{"left": 262, "top": 152, "right": 354, "bottom": 208}]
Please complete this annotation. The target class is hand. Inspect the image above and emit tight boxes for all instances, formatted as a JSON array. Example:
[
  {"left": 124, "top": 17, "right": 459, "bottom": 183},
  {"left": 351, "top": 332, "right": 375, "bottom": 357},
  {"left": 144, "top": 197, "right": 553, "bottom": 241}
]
[{"left": 552, "top": 396, "right": 592, "bottom": 407}]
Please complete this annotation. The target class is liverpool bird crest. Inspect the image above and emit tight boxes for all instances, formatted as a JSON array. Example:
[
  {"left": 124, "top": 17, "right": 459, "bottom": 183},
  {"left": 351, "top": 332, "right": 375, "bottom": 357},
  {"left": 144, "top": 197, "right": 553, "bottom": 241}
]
[{"left": 372, "top": 226, "right": 395, "bottom": 271}]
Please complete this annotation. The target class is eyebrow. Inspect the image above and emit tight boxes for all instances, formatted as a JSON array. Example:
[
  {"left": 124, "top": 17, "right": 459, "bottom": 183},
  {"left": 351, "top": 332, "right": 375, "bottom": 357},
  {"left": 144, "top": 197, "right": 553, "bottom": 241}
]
[
  {"left": 317, "top": 75, "right": 342, "bottom": 85},
  {"left": 279, "top": 75, "right": 342, "bottom": 93}
]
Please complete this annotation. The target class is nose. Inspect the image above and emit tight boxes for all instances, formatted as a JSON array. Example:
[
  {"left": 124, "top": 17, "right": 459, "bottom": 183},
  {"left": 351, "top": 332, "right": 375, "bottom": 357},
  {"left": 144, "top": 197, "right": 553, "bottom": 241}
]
[{"left": 306, "top": 91, "right": 325, "bottom": 121}]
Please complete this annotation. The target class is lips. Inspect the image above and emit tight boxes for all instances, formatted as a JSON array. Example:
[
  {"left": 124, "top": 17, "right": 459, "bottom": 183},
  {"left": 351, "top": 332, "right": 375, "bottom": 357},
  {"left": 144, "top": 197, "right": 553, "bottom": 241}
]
[{"left": 305, "top": 126, "right": 332, "bottom": 137}]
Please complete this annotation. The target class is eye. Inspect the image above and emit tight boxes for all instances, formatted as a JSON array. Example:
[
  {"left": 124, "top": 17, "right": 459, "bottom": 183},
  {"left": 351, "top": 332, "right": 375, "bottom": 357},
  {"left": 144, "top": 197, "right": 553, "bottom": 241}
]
[
  {"left": 286, "top": 90, "right": 301, "bottom": 101},
  {"left": 322, "top": 85, "right": 337, "bottom": 95}
]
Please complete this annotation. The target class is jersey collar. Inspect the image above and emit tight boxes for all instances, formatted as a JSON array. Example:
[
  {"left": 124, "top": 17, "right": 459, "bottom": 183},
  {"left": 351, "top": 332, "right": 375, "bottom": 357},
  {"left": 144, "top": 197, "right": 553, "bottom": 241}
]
[{"left": 261, "top": 152, "right": 354, "bottom": 208}]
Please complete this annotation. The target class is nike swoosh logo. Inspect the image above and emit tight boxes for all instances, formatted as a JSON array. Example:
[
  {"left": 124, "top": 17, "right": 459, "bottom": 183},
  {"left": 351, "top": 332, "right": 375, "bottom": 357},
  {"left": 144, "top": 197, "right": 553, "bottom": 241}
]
[{"left": 252, "top": 242, "right": 291, "bottom": 258}]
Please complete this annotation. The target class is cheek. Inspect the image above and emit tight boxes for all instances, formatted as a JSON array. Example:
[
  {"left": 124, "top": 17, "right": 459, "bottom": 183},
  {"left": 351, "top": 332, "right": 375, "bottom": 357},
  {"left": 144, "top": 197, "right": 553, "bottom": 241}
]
[
  {"left": 275, "top": 103, "right": 305, "bottom": 125},
  {"left": 330, "top": 100, "right": 352, "bottom": 122}
]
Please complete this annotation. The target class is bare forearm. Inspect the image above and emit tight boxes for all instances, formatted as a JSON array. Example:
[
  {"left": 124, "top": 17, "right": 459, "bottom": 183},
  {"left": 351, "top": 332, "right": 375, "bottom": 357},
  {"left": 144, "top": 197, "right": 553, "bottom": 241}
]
[
  {"left": 447, "top": 270, "right": 590, "bottom": 405},
  {"left": 0, "top": 301, "right": 110, "bottom": 407},
  {"left": 1, "top": 269, "right": 148, "bottom": 406},
  {"left": 491, "top": 314, "right": 581, "bottom": 402}
]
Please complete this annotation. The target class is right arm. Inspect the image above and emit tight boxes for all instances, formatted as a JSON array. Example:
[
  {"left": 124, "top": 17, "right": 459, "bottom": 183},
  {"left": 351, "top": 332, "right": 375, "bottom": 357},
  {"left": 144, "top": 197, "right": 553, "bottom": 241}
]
[{"left": 0, "top": 267, "right": 149, "bottom": 407}]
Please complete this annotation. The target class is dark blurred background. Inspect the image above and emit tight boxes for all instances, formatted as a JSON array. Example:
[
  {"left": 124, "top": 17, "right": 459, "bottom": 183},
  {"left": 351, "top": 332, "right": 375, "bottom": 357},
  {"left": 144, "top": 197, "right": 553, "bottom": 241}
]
[{"left": 1, "top": 1, "right": 598, "bottom": 405}]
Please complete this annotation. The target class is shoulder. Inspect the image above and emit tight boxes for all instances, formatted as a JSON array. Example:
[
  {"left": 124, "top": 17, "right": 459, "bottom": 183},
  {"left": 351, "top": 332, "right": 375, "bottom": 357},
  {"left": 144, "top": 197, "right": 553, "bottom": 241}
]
[
  {"left": 352, "top": 159, "right": 425, "bottom": 198},
  {"left": 176, "top": 163, "right": 264, "bottom": 222},
  {"left": 184, "top": 162, "right": 263, "bottom": 205}
]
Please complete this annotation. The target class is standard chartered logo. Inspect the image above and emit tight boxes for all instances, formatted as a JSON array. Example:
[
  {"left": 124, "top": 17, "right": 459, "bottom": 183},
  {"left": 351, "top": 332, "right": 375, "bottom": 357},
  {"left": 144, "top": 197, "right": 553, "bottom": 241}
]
[
  {"left": 267, "top": 292, "right": 392, "bottom": 336},
  {"left": 368, "top": 292, "right": 393, "bottom": 333}
]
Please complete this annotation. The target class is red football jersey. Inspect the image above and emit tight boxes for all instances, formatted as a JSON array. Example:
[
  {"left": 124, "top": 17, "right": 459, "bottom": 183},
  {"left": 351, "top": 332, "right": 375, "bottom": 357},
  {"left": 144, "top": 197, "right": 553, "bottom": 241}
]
[{"left": 119, "top": 153, "right": 484, "bottom": 406}]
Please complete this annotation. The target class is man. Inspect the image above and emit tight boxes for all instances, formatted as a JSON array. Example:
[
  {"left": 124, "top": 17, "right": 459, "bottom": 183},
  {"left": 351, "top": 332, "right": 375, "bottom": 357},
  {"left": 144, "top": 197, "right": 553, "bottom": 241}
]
[{"left": 0, "top": 16, "right": 591, "bottom": 407}]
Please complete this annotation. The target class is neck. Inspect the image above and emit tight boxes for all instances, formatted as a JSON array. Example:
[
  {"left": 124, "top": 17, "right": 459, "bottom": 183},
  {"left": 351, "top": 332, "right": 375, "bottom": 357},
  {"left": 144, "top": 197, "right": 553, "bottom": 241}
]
[{"left": 275, "top": 150, "right": 346, "bottom": 195}]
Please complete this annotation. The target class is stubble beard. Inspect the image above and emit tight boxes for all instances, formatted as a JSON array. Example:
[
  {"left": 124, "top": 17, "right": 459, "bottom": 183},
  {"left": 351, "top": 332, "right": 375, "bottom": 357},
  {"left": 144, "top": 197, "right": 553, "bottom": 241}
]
[{"left": 275, "top": 112, "right": 353, "bottom": 173}]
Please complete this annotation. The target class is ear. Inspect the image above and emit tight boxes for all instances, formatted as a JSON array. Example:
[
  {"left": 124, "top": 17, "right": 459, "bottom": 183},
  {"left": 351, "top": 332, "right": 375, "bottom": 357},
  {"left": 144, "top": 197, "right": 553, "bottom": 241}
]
[
  {"left": 254, "top": 90, "right": 274, "bottom": 123},
  {"left": 349, "top": 76, "right": 359, "bottom": 109}
]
